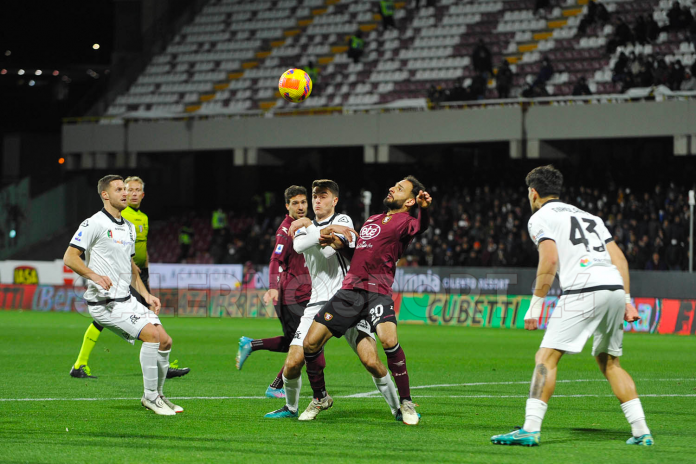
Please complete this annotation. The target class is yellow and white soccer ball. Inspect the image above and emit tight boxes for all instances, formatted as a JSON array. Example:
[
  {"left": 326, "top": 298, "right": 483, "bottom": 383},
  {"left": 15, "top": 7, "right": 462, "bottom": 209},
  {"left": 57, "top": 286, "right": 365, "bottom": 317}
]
[{"left": 278, "top": 68, "right": 312, "bottom": 103}]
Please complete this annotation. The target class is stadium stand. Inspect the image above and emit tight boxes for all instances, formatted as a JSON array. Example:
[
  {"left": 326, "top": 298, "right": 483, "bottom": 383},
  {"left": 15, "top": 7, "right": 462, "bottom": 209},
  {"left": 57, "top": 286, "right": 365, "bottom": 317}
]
[{"left": 102, "top": 0, "right": 696, "bottom": 118}]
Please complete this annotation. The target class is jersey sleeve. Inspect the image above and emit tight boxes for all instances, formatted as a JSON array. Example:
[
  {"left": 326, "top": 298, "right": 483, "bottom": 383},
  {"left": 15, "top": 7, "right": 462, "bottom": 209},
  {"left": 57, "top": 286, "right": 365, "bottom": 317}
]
[
  {"left": 293, "top": 224, "right": 320, "bottom": 254},
  {"left": 527, "top": 214, "right": 556, "bottom": 247},
  {"left": 597, "top": 217, "right": 614, "bottom": 244},
  {"left": 130, "top": 223, "right": 136, "bottom": 257},
  {"left": 69, "top": 218, "right": 99, "bottom": 253},
  {"left": 268, "top": 226, "right": 291, "bottom": 290}
]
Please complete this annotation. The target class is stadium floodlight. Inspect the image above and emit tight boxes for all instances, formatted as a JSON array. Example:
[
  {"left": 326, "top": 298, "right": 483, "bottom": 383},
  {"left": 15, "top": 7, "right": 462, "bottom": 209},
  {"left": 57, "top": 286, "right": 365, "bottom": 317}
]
[
  {"left": 4, "top": 50, "right": 10, "bottom": 56},
  {"left": 9, "top": 230, "right": 16, "bottom": 238},
  {"left": 18, "top": 69, "right": 25, "bottom": 75},
  {"left": 93, "top": 43, "right": 100, "bottom": 50},
  {"left": 0, "top": 69, "right": 6, "bottom": 75},
  {"left": 28, "top": 80, "right": 35, "bottom": 86},
  {"left": 35, "top": 70, "right": 42, "bottom": 76},
  {"left": 52, "top": 70, "right": 59, "bottom": 76}
]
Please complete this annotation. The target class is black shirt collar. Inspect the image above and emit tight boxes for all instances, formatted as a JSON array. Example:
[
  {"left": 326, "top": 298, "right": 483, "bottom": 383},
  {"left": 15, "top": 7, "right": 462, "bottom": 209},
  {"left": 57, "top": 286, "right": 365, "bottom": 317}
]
[
  {"left": 540, "top": 199, "right": 563, "bottom": 209},
  {"left": 313, "top": 212, "right": 338, "bottom": 227},
  {"left": 101, "top": 207, "right": 125, "bottom": 225}
]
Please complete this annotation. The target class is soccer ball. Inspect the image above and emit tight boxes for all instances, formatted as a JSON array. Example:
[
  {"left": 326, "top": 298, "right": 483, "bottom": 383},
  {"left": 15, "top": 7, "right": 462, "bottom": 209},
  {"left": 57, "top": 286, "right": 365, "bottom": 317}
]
[{"left": 278, "top": 68, "right": 312, "bottom": 103}]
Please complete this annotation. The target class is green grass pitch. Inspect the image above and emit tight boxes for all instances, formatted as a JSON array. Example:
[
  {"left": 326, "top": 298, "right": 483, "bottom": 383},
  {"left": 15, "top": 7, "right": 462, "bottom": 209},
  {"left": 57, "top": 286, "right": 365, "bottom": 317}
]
[{"left": 1, "top": 311, "right": 694, "bottom": 463}]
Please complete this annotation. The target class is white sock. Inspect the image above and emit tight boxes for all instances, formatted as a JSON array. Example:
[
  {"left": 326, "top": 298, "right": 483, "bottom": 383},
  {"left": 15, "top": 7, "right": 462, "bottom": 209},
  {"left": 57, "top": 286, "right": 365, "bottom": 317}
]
[
  {"left": 283, "top": 375, "right": 301, "bottom": 413},
  {"left": 523, "top": 398, "right": 548, "bottom": 432},
  {"left": 373, "top": 375, "right": 400, "bottom": 416},
  {"left": 140, "top": 342, "right": 159, "bottom": 401},
  {"left": 157, "top": 349, "right": 171, "bottom": 396},
  {"left": 621, "top": 398, "right": 650, "bottom": 437}
]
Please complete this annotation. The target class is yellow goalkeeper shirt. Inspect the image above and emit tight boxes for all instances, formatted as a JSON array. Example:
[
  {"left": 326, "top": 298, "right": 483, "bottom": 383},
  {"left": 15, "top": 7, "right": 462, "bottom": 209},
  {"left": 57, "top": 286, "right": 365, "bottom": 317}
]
[{"left": 122, "top": 206, "right": 149, "bottom": 269}]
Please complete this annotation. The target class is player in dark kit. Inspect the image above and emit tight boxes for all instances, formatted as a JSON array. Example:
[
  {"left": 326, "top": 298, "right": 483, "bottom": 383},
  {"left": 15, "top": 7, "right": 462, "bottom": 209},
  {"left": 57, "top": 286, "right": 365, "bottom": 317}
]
[
  {"left": 236, "top": 186, "right": 312, "bottom": 399},
  {"left": 298, "top": 176, "right": 432, "bottom": 424}
]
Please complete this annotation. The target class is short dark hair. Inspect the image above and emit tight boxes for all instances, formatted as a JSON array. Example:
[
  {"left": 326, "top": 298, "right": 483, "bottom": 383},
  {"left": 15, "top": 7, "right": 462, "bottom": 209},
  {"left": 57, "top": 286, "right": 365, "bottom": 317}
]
[
  {"left": 97, "top": 174, "right": 124, "bottom": 198},
  {"left": 525, "top": 165, "right": 563, "bottom": 198},
  {"left": 403, "top": 175, "right": 426, "bottom": 213},
  {"left": 284, "top": 185, "right": 307, "bottom": 204},
  {"left": 311, "top": 179, "right": 339, "bottom": 197}
]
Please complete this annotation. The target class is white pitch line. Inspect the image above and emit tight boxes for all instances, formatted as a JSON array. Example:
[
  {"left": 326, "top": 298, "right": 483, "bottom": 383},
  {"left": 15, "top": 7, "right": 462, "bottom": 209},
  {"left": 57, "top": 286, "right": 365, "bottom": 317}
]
[
  {"left": 0, "top": 378, "right": 691, "bottom": 403},
  {"left": 343, "top": 377, "right": 695, "bottom": 398}
]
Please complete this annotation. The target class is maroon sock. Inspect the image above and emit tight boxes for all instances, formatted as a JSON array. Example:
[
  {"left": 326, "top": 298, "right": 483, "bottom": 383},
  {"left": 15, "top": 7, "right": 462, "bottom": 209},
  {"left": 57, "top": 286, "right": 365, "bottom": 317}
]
[
  {"left": 251, "top": 336, "right": 286, "bottom": 352},
  {"left": 304, "top": 349, "right": 327, "bottom": 399},
  {"left": 385, "top": 344, "right": 411, "bottom": 403},
  {"left": 269, "top": 366, "right": 284, "bottom": 389}
]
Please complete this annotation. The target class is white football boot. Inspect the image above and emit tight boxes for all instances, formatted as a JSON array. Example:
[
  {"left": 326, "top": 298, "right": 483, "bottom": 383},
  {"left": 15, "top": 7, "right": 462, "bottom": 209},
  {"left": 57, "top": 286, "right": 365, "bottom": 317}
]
[
  {"left": 400, "top": 400, "right": 420, "bottom": 425},
  {"left": 141, "top": 395, "right": 176, "bottom": 416},
  {"left": 298, "top": 394, "right": 333, "bottom": 421},
  {"left": 160, "top": 395, "right": 184, "bottom": 413}
]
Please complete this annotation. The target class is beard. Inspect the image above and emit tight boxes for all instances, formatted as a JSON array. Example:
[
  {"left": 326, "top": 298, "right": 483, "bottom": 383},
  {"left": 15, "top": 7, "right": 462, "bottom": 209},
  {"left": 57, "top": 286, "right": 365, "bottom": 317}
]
[{"left": 383, "top": 196, "right": 403, "bottom": 210}]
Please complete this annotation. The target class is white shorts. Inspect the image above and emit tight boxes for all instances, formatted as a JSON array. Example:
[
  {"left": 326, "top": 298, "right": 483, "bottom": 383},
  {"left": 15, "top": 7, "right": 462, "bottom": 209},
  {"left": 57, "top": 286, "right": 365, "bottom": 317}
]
[
  {"left": 541, "top": 289, "right": 624, "bottom": 357},
  {"left": 290, "top": 302, "right": 374, "bottom": 349},
  {"left": 88, "top": 295, "right": 161, "bottom": 345}
]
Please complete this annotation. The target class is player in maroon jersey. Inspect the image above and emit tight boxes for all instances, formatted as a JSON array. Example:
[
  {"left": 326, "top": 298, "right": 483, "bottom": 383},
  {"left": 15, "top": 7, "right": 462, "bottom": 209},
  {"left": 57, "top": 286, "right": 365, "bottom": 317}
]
[
  {"left": 297, "top": 176, "right": 432, "bottom": 425},
  {"left": 236, "top": 186, "right": 312, "bottom": 399}
]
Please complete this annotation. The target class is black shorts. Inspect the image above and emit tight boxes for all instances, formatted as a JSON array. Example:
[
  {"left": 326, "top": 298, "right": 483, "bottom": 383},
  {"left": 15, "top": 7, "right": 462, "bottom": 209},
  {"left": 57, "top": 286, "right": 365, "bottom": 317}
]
[
  {"left": 277, "top": 300, "right": 307, "bottom": 341},
  {"left": 315, "top": 289, "right": 396, "bottom": 338}
]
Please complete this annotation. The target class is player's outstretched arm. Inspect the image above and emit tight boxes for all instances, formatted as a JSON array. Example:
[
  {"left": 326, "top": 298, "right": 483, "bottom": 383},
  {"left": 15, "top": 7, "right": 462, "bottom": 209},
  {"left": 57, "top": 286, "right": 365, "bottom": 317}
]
[
  {"left": 524, "top": 240, "right": 558, "bottom": 330},
  {"left": 63, "top": 246, "right": 113, "bottom": 291},
  {"left": 416, "top": 190, "right": 432, "bottom": 234},
  {"left": 606, "top": 241, "right": 640, "bottom": 322}
]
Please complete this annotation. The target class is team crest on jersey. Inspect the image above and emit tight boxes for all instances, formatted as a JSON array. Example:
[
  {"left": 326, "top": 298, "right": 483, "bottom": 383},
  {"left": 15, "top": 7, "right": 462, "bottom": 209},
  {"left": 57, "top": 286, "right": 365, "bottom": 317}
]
[
  {"left": 360, "top": 223, "right": 381, "bottom": 240},
  {"left": 337, "top": 216, "right": 349, "bottom": 223},
  {"left": 139, "top": 225, "right": 143, "bottom": 233},
  {"left": 324, "top": 313, "right": 333, "bottom": 321},
  {"left": 107, "top": 230, "right": 113, "bottom": 239},
  {"left": 382, "top": 216, "right": 392, "bottom": 224}
]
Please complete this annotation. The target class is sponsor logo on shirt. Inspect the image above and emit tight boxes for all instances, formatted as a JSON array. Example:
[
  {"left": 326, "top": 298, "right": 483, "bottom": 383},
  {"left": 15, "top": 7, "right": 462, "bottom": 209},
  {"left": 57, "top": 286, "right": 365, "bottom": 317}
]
[
  {"left": 282, "top": 227, "right": 289, "bottom": 235},
  {"left": 324, "top": 313, "right": 333, "bottom": 321},
  {"left": 274, "top": 244, "right": 284, "bottom": 254},
  {"left": 81, "top": 220, "right": 89, "bottom": 227},
  {"left": 580, "top": 258, "right": 590, "bottom": 267},
  {"left": 337, "top": 216, "right": 349, "bottom": 223},
  {"left": 382, "top": 216, "right": 392, "bottom": 224},
  {"left": 107, "top": 230, "right": 113, "bottom": 239},
  {"left": 533, "top": 230, "right": 545, "bottom": 241},
  {"left": 130, "top": 315, "right": 140, "bottom": 325},
  {"left": 360, "top": 223, "right": 381, "bottom": 240},
  {"left": 74, "top": 231, "right": 83, "bottom": 242}
]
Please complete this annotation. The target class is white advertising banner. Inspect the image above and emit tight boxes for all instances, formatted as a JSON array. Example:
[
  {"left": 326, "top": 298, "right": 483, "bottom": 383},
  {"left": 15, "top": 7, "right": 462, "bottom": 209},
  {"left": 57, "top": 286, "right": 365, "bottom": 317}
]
[
  {"left": 0, "top": 260, "right": 77, "bottom": 285},
  {"left": 148, "top": 263, "right": 244, "bottom": 290}
]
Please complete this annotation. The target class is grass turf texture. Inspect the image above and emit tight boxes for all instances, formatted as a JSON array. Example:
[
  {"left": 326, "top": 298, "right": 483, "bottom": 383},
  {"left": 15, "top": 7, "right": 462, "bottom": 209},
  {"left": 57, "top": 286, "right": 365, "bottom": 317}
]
[{"left": 1, "top": 311, "right": 694, "bottom": 464}]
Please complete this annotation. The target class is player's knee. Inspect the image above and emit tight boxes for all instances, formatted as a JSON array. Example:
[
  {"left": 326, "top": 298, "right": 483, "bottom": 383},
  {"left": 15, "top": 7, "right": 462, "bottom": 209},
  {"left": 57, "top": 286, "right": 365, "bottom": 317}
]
[
  {"left": 160, "top": 334, "right": 172, "bottom": 351},
  {"left": 139, "top": 324, "right": 159, "bottom": 344},
  {"left": 364, "top": 357, "right": 386, "bottom": 378},
  {"left": 380, "top": 336, "right": 398, "bottom": 351},
  {"left": 303, "top": 337, "right": 319, "bottom": 354}
]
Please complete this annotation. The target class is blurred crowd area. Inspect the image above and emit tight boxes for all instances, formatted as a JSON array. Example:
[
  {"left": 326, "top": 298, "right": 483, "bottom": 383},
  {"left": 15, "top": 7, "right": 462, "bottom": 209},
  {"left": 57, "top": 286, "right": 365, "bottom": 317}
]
[{"left": 152, "top": 181, "right": 692, "bottom": 272}]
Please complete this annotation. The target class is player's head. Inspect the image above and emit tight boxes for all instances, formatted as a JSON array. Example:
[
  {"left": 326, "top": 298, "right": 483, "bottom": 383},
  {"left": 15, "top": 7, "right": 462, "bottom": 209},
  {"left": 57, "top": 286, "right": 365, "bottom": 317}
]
[
  {"left": 125, "top": 176, "right": 145, "bottom": 209},
  {"left": 284, "top": 185, "right": 308, "bottom": 220},
  {"left": 311, "top": 179, "right": 339, "bottom": 220},
  {"left": 97, "top": 174, "right": 127, "bottom": 211},
  {"left": 383, "top": 175, "right": 425, "bottom": 212},
  {"left": 526, "top": 165, "right": 563, "bottom": 213}
]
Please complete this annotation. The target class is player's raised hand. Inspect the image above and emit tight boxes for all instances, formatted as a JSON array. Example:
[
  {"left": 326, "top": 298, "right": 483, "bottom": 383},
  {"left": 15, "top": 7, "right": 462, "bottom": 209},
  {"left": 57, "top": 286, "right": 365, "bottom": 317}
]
[
  {"left": 416, "top": 190, "right": 432, "bottom": 209},
  {"left": 92, "top": 274, "right": 113, "bottom": 291},
  {"left": 263, "top": 288, "right": 279, "bottom": 306},
  {"left": 288, "top": 217, "right": 312, "bottom": 238},
  {"left": 624, "top": 302, "right": 641, "bottom": 322},
  {"left": 146, "top": 294, "right": 162, "bottom": 315},
  {"left": 321, "top": 225, "right": 359, "bottom": 242},
  {"left": 319, "top": 232, "right": 343, "bottom": 249}
]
